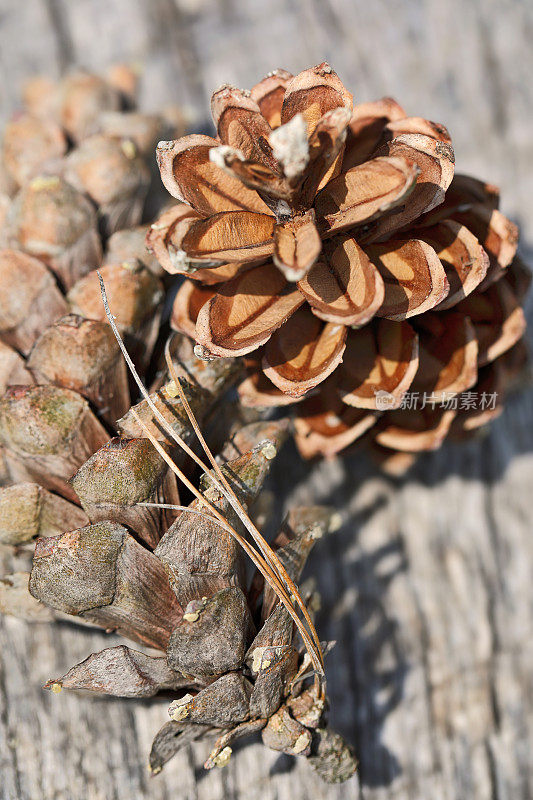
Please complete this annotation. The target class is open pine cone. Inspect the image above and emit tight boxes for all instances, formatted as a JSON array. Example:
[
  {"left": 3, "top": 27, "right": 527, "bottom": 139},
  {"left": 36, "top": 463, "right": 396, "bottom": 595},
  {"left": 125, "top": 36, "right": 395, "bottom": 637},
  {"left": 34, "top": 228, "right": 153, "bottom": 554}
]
[{"left": 149, "top": 63, "right": 530, "bottom": 464}]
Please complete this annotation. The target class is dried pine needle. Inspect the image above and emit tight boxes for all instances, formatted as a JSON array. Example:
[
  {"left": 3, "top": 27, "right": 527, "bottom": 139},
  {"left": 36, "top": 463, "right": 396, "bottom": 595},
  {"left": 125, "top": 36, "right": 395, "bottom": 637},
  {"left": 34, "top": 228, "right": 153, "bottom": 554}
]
[{"left": 98, "top": 272, "right": 325, "bottom": 688}]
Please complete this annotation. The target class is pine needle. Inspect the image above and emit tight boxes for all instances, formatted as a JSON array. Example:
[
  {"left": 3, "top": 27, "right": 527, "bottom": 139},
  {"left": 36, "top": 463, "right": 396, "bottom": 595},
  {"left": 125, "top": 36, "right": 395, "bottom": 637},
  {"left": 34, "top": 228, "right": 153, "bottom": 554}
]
[
  {"left": 98, "top": 272, "right": 325, "bottom": 689},
  {"left": 164, "top": 336, "right": 325, "bottom": 673}
]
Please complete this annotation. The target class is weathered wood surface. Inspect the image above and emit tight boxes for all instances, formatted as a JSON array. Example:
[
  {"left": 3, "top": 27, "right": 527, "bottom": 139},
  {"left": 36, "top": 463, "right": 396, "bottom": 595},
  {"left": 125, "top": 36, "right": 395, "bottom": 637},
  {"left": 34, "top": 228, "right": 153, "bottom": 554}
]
[{"left": 1, "top": 1, "right": 533, "bottom": 798}]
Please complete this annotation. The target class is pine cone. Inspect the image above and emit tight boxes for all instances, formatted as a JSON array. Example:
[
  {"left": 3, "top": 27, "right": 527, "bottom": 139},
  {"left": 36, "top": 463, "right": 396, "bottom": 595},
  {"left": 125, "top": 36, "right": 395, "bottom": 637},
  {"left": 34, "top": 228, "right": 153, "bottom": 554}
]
[
  {"left": 28, "top": 411, "right": 355, "bottom": 783},
  {"left": 0, "top": 68, "right": 192, "bottom": 604},
  {"left": 0, "top": 66, "right": 189, "bottom": 248},
  {"left": 149, "top": 63, "right": 530, "bottom": 464},
  {"left": 0, "top": 67, "right": 355, "bottom": 782},
  {"left": 0, "top": 67, "right": 189, "bottom": 484}
]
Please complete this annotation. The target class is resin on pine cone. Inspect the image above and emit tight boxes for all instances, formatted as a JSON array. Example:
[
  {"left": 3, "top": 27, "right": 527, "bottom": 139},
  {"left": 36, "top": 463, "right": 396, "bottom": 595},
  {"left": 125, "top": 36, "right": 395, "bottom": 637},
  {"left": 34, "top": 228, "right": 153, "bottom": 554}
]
[{"left": 149, "top": 63, "right": 530, "bottom": 463}]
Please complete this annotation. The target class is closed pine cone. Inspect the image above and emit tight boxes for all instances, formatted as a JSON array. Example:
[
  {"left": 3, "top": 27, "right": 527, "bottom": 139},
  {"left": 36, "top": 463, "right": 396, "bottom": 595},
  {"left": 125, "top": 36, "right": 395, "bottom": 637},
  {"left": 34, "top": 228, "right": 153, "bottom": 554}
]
[
  {"left": 149, "top": 63, "right": 530, "bottom": 464},
  {"left": 3, "top": 316, "right": 354, "bottom": 780},
  {"left": 27, "top": 409, "right": 356, "bottom": 783},
  {"left": 0, "top": 66, "right": 189, "bottom": 487},
  {"left": 0, "top": 68, "right": 193, "bottom": 610}
]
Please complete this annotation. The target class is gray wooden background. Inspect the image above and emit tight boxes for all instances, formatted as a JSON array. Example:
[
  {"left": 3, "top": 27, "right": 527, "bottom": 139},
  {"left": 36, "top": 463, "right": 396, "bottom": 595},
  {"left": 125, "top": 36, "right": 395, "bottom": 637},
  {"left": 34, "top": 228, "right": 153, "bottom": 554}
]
[{"left": 1, "top": 1, "right": 533, "bottom": 798}]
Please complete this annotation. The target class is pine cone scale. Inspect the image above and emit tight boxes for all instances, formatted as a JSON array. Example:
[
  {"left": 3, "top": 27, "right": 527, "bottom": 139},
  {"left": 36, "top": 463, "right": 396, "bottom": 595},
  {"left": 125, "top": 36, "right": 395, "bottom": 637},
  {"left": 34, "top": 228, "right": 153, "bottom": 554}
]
[
  {"left": 365, "top": 238, "right": 449, "bottom": 319},
  {"left": 195, "top": 262, "right": 305, "bottom": 357},
  {"left": 262, "top": 307, "right": 347, "bottom": 397},
  {"left": 298, "top": 237, "right": 385, "bottom": 326}
]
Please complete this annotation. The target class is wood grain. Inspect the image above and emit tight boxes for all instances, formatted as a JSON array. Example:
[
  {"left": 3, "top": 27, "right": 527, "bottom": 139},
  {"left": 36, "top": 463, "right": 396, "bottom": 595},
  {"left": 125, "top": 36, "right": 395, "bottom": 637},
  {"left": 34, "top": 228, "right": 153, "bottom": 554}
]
[{"left": 1, "top": 0, "right": 532, "bottom": 797}]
